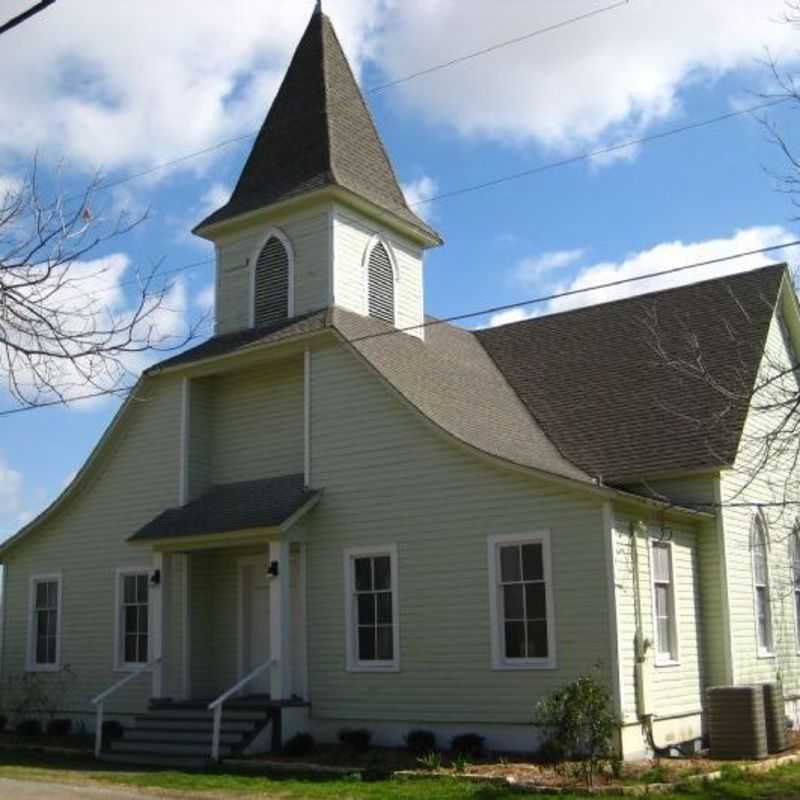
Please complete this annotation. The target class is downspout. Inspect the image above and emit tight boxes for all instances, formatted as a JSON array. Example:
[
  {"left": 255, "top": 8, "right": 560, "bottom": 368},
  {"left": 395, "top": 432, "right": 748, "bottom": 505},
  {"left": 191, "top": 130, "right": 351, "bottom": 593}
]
[{"left": 629, "top": 520, "right": 672, "bottom": 754}]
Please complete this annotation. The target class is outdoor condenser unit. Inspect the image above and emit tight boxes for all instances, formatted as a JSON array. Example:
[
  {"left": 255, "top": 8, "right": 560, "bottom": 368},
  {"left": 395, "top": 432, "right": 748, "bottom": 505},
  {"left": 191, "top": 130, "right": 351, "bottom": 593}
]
[
  {"left": 762, "top": 682, "right": 789, "bottom": 754},
  {"left": 706, "top": 685, "right": 768, "bottom": 760}
]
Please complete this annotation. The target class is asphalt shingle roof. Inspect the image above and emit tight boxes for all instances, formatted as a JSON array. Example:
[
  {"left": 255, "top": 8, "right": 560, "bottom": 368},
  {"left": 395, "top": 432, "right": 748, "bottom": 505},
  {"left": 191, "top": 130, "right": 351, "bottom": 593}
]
[
  {"left": 476, "top": 264, "right": 788, "bottom": 482},
  {"left": 196, "top": 10, "right": 439, "bottom": 243},
  {"left": 129, "top": 474, "right": 317, "bottom": 542}
]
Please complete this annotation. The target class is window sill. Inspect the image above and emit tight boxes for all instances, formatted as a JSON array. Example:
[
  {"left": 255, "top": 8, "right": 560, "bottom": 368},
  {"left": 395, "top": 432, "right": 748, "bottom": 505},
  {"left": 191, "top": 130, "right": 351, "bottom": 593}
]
[
  {"left": 25, "top": 663, "right": 60, "bottom": 673},
  {"left": 757, "top": 650, "right": 777, "bottom": 660},
  {"left": 493, "top": 659, "right": 557, "bottom": 671},
  {"left": 114, "top": 664, "right": 153, "bottom": 674},
  {"left": 346, "top": 663, "right": 400, "bottom": 673},
  {"left": 655, "top": 658, "right": 681, "bottom": 668}
]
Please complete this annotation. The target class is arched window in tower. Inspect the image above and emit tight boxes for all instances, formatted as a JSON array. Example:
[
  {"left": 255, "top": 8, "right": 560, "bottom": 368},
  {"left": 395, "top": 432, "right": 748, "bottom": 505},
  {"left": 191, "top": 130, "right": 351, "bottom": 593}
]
[
  {"left": 253, "top": 235, "right": 290, "bottom": 327},
  {"left": 751, "top": 512, "right": 772, "bottom": 655},
  {"left": 367, "top": 241, "right": 395, "bottom": 325}
]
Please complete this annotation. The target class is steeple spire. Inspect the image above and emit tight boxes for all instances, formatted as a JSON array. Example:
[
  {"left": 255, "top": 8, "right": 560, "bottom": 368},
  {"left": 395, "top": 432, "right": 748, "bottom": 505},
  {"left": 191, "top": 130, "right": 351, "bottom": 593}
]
[{"left": 195, "top": 5, "right": 440, "bottom": 245}]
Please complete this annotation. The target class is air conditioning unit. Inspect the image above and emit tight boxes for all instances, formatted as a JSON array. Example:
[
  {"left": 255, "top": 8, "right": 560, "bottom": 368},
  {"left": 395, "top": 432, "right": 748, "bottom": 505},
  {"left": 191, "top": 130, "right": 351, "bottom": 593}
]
[
  {"left": 706, "top": 686, "right": 768, "bottom": 760},
  {"left": 762, "top": 682, "right": 790, "bottom": 754}
]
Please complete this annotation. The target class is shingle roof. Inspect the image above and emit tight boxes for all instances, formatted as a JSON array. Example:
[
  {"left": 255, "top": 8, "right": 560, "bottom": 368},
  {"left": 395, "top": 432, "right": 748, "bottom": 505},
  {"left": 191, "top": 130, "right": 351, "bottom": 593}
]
[
  {"left": 196, "top": 10, "right": 439, "bottom": 243},
  {"left": 476, "top": 264, "right": 788, "bottom": 482},
  {"left": 128, "top": 474, "right": 317, "bottom": 542}
]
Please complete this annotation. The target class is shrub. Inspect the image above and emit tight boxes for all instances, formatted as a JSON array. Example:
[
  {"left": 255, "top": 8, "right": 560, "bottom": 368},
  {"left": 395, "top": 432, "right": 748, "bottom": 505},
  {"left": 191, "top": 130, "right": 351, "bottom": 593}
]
[
  {"left": 46, "top": 718, "right": 72, "bottom": 738},
  {"left": 101, "top": 720, "right": 124, "bottom": 744},
  {"left": 417, "top": 752, "right": 443, "bottom": 771},
  {"left": 450, "top": 733, "right": 485, "bottom": 759},
  {"left": 535, "top": 737, "right": 566, "bottom": 764},
  {"left": 282, "top": 732, "right": 315, "bottom": 757},
  {"left": 338, "top": 728, "right": 372, "bottom": 753},
  {"left": 16, "top": 718, "right": 41, "bottom": 737},
  {"left": 533, "top": 664, "right": 619, "bottom": 787},
  {"left": 0, "top": 714, "right": 6, "bottom": 732},
  {"left": 405, "top": 729, "right": 437, "bottom": 755}
]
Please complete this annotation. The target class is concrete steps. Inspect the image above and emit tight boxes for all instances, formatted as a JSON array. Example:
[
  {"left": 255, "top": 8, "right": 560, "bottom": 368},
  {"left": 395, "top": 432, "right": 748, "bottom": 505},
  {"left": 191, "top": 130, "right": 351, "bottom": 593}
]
[{"left": 102, "top": 702, "right": 273, "bottom": 766}]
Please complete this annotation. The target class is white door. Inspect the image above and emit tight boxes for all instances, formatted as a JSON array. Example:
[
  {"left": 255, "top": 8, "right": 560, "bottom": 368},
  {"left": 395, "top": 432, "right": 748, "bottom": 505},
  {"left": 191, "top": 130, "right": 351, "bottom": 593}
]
[{"left": 239, "top": 559, "right": 271, "bottom": 694}]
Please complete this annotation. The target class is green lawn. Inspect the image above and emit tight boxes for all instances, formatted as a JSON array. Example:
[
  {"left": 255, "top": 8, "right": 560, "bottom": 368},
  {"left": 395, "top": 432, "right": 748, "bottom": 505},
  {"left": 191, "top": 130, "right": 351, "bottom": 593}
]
[{"left": 1, "top": 750, "right": 800, "bottom": 798}]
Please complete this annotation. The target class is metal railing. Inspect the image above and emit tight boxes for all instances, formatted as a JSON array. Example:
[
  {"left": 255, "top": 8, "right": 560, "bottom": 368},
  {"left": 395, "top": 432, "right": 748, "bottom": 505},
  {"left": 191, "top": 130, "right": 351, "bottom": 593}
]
[
  {"left": 207, "top": 658, "right": 276, "bottom": 762},
  {"left": 90, "top": 656, "right": 162, "bottom": 758}
]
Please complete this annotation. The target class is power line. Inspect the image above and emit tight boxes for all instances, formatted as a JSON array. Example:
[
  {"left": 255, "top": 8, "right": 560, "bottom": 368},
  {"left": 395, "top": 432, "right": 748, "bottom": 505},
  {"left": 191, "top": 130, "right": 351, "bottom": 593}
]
[
  {"left": 0, "top": 0, "right": 57, "bottom": 36},
  {"left": 80, "top": 0, "right": 630, "bottom": 196},
  {"left": 3, "top": 238, "right": 797, "bottom": 416},
  {"left": 348, "top": 239, "right": 800, "bottom": 343}
]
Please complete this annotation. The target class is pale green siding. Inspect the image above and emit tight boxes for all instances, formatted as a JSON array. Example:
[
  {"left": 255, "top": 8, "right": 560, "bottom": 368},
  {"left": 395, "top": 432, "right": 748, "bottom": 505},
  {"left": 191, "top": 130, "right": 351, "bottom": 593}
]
[
  {"left": 215, "top": 208, "right": 331, "bottom": 335},
  {"left": 612, "top": 510, "right": 705, "bottom": 724},
  {"left": 188, "top": 377, "right": 213, "bottom": 501},
  {"left": 304, "top": 341, "right": 611, "bottom": 724},
  {"left": 0, "top": 377, "right": 183, "bottom": 715},
  {"left": 720, "top": 308, "right": 800, "bottom": 691},
  {"left": 208, "top": 356, "right": 304, "bottom": 485}
]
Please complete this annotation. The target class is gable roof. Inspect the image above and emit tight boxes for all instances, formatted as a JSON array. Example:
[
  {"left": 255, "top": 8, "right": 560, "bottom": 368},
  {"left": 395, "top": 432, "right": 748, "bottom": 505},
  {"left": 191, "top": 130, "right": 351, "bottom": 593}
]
[
  {"left": 477, "top": 263, "right": 788, "bottom": 483},
  {"left": 128, "top": 474, "right": 318, "bottom": 543},
  {"left": 196, "top": 9, "right": 439, "bottom": 243}
]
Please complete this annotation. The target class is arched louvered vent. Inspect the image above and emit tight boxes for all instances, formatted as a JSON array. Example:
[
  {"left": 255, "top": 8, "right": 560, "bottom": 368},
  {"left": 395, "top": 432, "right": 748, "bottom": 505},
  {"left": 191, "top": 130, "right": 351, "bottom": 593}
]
[
  {"left": 254, "top": 236, "right": 290, "bottom": 327},
  {"left": 368, "top": 242, "right": 395, "bottom": 325}
]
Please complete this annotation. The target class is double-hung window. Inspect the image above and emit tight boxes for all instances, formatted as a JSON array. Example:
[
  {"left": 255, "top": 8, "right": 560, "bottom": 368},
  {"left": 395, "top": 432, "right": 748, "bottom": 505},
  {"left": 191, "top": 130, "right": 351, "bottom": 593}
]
[
  {"left": 116, "top": 570, "right": 150, "bottom": 669},
  {"left": 488, "top": 532, "right": 555, "bottom": 669},
  {"left": 651, "top": 541, "right": 678, "bottom": 664},
  {"left": 751, "top": 515, "right": 773, "bottom": 656},
  {"left": 27, "top": 575, "right": 61, "bottom": 671},
  {"left": 344, "top": 546, "right": 399, "bottom": 671}
]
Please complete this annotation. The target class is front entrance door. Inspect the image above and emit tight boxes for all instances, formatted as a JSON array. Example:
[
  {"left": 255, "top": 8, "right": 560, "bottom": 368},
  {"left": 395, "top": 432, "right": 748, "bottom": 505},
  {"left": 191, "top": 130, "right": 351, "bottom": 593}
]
[{"left": 239, "top": 557, "right": 271, "bottom": 694}]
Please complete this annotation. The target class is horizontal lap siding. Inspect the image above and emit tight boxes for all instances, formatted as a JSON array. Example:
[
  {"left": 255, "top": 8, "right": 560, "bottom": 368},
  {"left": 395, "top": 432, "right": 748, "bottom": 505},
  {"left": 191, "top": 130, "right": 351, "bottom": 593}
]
[
  {"left": 723, "top": 310, "right": 800, "bottom": 691},
  {"left": 1, "top": 377, "right": 182, "bottom": 715},
  {"left": 188, "top": 378, "right": 213, "bottom": 501},
  {"left": 613, "top": 510, "right": 705, "bottom": 722},
  {"left": 215, "top": 209, "right": 330, "bottom": 335},
  {"left": 306, "top": 342, "right": 609, "bottom": 724},
  {"left": 210, "top": 357, "right": 304, "bottom": 485},
  {"left": 333, "top": 206, "right": 424, "bottom": 339}
]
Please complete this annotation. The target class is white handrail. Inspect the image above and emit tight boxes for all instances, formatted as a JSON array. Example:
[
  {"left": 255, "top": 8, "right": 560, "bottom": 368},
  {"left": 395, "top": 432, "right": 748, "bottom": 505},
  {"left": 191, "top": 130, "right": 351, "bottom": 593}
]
[
  {"left": 90, "top": 657, "right": 161, "bottom": 759},
  {"left": 208, "top": 657, "right": 276, "bottom": 762}
]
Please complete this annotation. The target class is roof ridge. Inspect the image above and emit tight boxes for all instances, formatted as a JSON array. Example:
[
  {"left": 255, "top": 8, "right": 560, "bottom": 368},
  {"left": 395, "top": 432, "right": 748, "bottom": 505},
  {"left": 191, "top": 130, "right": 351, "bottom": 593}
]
[{"left": 483, "top": 261, "right": 788, "bottom": 332}]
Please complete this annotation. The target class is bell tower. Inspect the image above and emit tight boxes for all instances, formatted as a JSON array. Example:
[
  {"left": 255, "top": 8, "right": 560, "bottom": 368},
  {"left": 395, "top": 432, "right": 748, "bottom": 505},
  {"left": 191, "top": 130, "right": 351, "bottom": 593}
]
[{"left": 193, "top": 5, "right": 442, "bottom": 339}]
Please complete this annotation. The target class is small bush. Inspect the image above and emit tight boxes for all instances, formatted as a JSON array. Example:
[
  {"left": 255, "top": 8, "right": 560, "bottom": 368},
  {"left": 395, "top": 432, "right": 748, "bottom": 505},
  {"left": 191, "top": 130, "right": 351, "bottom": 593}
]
[
  {"left": 101, "top": 720, "right": 124, "bottom": 743},
  {"left": 0, "top": 714, "right": 6, "bottom": 732},
  {"left": 16, "top": 718, "right": 41, "bottom": 737},
  {"left": 405, "top": 729, "right": 437, "bottom": 755},
  {"left": 450, "top": 733, "right": 485, "bottom": 759},
  {"left": 46, "top": 718, "right": 72, "bottom": 738},
  {"left": 338, "top": 727, "right": 372, "bottom": 753},
  {"left": 535, "top": 737, "right": 566, "bottom": 764},
  {"left": 417, "top": 752, "right": 443, "bottom": 771},
  {"left": 282, "top": 732, "right": 315, "bottom": 757}
]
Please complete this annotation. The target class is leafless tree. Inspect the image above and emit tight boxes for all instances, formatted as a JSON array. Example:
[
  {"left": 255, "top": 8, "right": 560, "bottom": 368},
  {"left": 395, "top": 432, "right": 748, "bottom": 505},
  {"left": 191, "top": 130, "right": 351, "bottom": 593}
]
[{"left": 0, "top": 162, "right": 202, "bottom": 408}]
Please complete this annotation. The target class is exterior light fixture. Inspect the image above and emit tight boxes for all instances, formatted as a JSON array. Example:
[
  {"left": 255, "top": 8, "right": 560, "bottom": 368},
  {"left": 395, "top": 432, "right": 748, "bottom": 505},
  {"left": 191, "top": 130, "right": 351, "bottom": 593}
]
[
  {"left": 267, "top": 561, "right": 279, "bottom": 578},
  {"left": 150, "top": 569, "right": 161, "bottom": 586}
]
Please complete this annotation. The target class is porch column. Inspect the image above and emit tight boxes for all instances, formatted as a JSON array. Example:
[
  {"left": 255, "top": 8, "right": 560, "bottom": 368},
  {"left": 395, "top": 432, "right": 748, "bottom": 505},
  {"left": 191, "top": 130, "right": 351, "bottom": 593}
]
[
  {"left": 151, "top": 551, "right": 168, "bottom": 699},
  {"left": 269, "top": 540, "right": 292, "bottom": 700}
]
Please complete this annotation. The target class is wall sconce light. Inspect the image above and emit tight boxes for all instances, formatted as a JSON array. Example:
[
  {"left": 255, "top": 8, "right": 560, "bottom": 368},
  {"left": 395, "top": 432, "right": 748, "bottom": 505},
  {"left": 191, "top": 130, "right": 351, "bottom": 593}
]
[
  {"left": 267, "top": 561, "right": 279, "bottom": 578},
  {"left": 150, "top": 569, "right": 161, "bottom": 587}
]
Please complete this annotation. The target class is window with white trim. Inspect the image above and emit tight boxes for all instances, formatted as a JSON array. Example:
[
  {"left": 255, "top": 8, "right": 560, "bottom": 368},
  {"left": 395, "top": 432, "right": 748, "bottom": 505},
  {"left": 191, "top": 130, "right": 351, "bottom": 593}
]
[
  {"left": 367, "top": 241, "right": 395, "bottom": 325},
  {"left": 344, "top": 547, "right": 399, "bottom": 671},
  {"left": 791, "top": 527, "right": 800, "bottom": 650},
  {"left": 28, "top": 575, "right": 61, "bottom": 670},
  {"left": 751, "top": 514, "right": 773, "bottom": 655},
  {"left": 117, "top": 570, "right": 150, "bottom": 667},
  {"left": 253, "top": 235, "right": 290, "bottom": 328},
  {"left": 651, "top": 541, "right": 678, "bottom": 664},
  {"left": 488, "top": 533, "right": 555, "bottom": 669}
]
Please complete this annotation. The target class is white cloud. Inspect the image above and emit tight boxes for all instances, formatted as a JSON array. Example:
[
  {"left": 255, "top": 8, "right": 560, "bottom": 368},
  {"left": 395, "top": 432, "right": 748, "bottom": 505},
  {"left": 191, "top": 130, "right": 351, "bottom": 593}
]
[
  {"left": 487, "top": 225, "right": 796, "bottom": 327},
  {"left": 379, "top": 0, "right": 797, "bottom": 153},
  {"left": 198, "top": 183, "right": 232, "bottom": 221},
  {"left": 511, "top": 249, "right": 585, "bottom": 286},
  {"left": 196, "top": 283, "right": 216, "bottom": 313},
  {"left": 0, "top": 453, "right": 28, "bottom": 537},
  {"left": 0, "top": 1, "right": 383, "bottom": 176},
  {"left": 402, "top": 175, "right": 438, "bottom": 208}
]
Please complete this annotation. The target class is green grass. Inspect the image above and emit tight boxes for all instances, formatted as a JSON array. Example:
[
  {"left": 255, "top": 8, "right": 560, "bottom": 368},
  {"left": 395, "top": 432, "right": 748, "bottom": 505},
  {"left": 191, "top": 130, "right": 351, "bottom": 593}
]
[{"left": 1, "top": 750, "right": 800, "bottom": 798}]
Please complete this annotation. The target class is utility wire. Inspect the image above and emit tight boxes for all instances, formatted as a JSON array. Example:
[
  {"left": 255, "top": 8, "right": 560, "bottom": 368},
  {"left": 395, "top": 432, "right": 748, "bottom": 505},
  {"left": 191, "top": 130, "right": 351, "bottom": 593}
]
[
  {"left": 80, "top": 0, "right": 630, "bottom": 196},
  {"left": 0, "top": 0, "right": 56, "bottom": 36},
  {"left": 3, "top": 238, "right": 797, "bottom": 417}
]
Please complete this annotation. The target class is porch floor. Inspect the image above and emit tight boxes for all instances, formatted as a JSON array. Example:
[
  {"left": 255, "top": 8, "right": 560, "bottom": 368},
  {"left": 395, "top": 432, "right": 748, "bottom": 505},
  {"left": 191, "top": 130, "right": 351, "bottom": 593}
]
[{"left": 150, "top": 695, "right": 308, "bottom": 711}]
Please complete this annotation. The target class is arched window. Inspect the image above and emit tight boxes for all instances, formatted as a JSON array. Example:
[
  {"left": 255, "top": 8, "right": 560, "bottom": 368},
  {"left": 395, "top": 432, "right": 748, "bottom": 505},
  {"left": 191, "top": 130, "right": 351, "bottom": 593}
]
[
  {"left": 253, "top": 234, "right": 290, "bottom": 328},
  {"left": 791, "top": 524, "right": 800, "bottom": 648},
  {"left": 751, "top": 513, "right": 772, "bottom": 655},
  {"left": 367, "top": 241, "right": 395, "bottom": 325}
]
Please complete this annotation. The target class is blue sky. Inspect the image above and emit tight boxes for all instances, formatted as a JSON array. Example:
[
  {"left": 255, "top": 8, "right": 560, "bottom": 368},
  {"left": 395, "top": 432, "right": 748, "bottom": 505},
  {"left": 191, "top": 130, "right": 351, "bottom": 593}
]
[{"left": 1, "top": 0, "right": 799, "bottom": 538}]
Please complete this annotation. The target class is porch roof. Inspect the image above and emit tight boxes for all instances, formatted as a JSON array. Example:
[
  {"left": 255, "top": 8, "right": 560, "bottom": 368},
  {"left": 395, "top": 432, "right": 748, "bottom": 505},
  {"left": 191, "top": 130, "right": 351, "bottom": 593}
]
[{"left": 128, "top": 474, "right": 318, "bottom": 543}]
